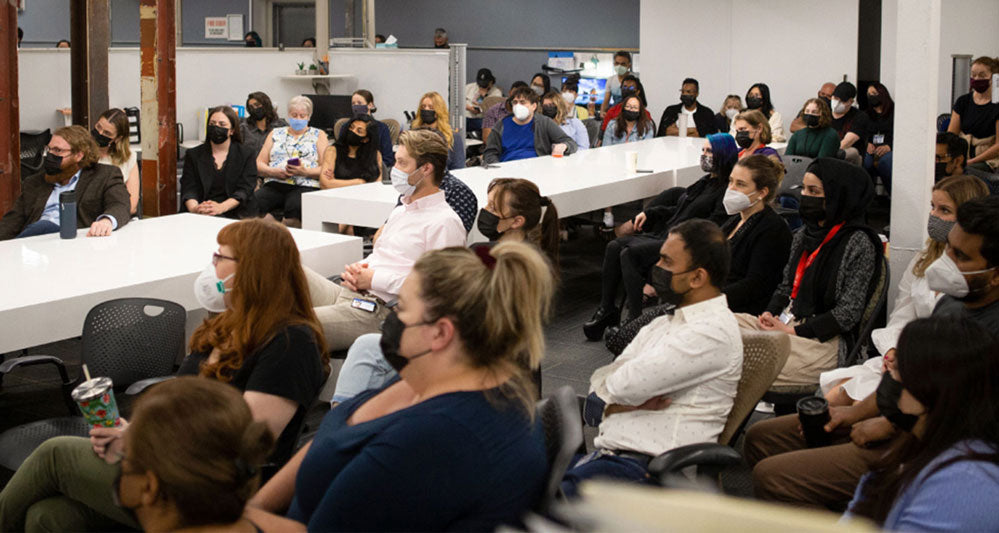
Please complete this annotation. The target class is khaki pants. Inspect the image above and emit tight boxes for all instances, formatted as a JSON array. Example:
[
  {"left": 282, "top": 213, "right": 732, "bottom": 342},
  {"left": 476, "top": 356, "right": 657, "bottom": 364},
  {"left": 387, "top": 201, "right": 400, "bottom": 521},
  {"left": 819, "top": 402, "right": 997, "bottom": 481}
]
[
  {"left": 743, "top": 414, "right": 898, "bottom": 511},
  {"left": 735, "top": 313, "right": 839, "bottom": 387},
  {"left": 0, "top": 436, "right": 137, "bottom": 532},
  {"left": 305, "top": 267, "right": 391, "bottom": 352}
]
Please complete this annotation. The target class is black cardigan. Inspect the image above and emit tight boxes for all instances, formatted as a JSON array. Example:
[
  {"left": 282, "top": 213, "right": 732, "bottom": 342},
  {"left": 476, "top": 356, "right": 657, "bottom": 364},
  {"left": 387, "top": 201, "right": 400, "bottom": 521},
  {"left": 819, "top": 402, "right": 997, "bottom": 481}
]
[
  {"left": 721, "top": 207, "right": 793, "bottom": 315},
  {"left": 180, "top": 141, "right": 258, "bottom": 218},
  {"left": 656, "top": 103, "right": 719, "bottom": 138}
]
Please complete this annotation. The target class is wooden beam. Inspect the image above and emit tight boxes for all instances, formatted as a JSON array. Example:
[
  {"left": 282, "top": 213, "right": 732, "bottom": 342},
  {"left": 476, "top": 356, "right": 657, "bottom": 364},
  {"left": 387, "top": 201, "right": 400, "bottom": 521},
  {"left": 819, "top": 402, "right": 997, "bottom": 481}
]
[
  {"left": 0, "top": 0, "right": 20, "bottom": 215},
  {"left": 69, "top": 0, "right": 110, "bottom": 129},
  {"left": 139, "top": 0, "right": 177, "bottom": 217}
]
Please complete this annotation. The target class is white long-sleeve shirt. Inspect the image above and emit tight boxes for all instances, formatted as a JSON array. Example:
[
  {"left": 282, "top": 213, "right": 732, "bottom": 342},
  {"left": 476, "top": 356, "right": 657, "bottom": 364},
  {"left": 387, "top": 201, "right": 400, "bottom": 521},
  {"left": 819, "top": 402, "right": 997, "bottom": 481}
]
[
  {"left": 366, "top": 190, "right": 466, "bottom": 302},
  {"left": 591, "top": 295, "right": 743, "bottom": 456}
]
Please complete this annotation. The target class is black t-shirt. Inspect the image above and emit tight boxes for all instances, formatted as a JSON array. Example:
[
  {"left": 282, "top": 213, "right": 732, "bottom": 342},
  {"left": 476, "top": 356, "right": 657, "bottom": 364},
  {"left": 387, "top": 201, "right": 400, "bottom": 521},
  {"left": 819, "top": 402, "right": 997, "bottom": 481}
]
[
  {"left": 178, "top": 324, "right": 324, "bottom": 465},
  {"left": 207, "top": 164, "right": 228, "bottom": 203},
  {"left": 866, "top": 109, "right": 894, "bottom": 148},
  {"left": 831, "top": 107, "right": 870, "bottom": 148},
  {"left": 952, "top": 93, "right": 999, "bottom": 139},
  {"left": 932, "top": 295, "right": 999, "bottom": 336},
  {"left": 333, "top": 144, "right": 380, "bottom": 183}
]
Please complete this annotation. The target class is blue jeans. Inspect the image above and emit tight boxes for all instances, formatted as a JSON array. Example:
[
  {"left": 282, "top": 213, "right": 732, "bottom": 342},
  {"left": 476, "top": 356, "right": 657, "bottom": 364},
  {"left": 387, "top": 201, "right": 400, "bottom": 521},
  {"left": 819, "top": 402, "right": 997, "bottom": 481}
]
[
  {"left": 331, "top": 333, "right": 397, "bottom": 404},
  {"left": 16, "top": 219, "right": 60, "bottom": 238},
  {"left": 560, "top": 451, "right": 654, "bottom": 499},
  {"left": 863, "top": 150, "right": 893, "bottom": 192}
]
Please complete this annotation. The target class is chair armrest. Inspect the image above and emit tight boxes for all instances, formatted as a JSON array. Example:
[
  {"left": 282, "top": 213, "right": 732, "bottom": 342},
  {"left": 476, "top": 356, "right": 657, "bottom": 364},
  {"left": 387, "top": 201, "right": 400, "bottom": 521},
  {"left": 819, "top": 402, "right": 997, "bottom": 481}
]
[
  {"left": 125, "top": 376, "right": 175, "bottom": 395},
  {"left": 0, "top": 355, "right": 70, "bottom": 383},
  {"left": 647, "top": 442, "right": 741, "bottom": 478}
]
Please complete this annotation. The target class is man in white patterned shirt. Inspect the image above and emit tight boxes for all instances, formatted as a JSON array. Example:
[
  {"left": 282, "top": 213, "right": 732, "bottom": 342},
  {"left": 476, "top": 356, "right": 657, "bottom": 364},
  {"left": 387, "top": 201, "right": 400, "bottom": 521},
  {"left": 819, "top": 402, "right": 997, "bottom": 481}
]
[{"left": 562, "top": 219, "right": 743, "bottom": 496}]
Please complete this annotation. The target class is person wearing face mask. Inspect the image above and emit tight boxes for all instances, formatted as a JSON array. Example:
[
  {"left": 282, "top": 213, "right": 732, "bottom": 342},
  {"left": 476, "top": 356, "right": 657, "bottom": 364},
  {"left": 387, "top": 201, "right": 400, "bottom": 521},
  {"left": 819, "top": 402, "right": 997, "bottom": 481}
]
[
  {"left": 412, "top": 91, "right": 466, "bottom": 170},
  {"left": 656, "top": 78, "right": 719, "bottom": 138},
  {"left": 92, "top": 108, "right": 139, "bottom": 215},
  {"left": 530, "top": 72, "right": 551, "bottom": 98},
  {"left": 713, "top": 94, "right": 743, "bottom": 133},
  {"left": 318, "top": 115, "right": 382, "bottom": 192},
  {"left": 601, "top": 50, "right": 633, "bottom": 116},
  {"left": 250, "top": 243, "right": 551, "bottom": 531},
  {"left": 350, "top": 89, "right": 395, "bottom": 170},
  {"left": 785, "top": 98, "right": 840, "bottom": 159},
  {"left": 947, "top": 56, "right": 999, "bottom": 172},
  {"left": 464, "top": 68, "right": 502, "bottom": 134},
  {"left": 241, "top": 91, "right": 288, "bottom": 160},
  {"left": 542, "top": 90, "right": 589, "bottom": 150},
  {"left": 602, "top": 94, "right": 655, "bottom": 146},
  {"left": 254, "top": 95, "right": 329, "bottom": 228},
  {"left": 0, "top": 125, "right": 129, "bottom": 240},
  {"left": 305, "top": 130, "right": 466, "bottom": 351},
  {"left": 584, "top": 134, "right": 738, "bottom": 340},
  {"left": 599, "top": 75, "right": 652, "bottom": 136},
  {"left": 730, "top": 83, "right": 785, "bottom": 142},
  {"left": 735, "top": 158, "right": 881, "bottom": 388},
  {"left": 0, "top": 220, "right": 327, "bottom": 531},
  {"left": 744, "top": 176, "right": 988, "bottom": 510},
  {"left": 732, "top": 110, "right": 782, "bottom": 164},
  {"left": 845, "top": 317, "right": 999, "bottom": 531},
  {"left": 935, "top": 132, "right": 969, "bottom": 182},
  {"left": 789, "top": 82, "right": 838, "bottom": 133},
  {"left": 482, "top": 80, "right": 529, "bottom": 146},
  {"left": 482, "top": 86, "right": 576, "bottom": 164},
  {"left": 327, "top": 178, "right": 559, "bottom": 405},
  {"left": 243, "top": 31, "right": 261, "bottom": 47},
  {"left": 560, "top": 81, "right": 592, "bottom": 121},
  {"left": 180, "top": 106, "right": 259, "bottom": 219},
  {"left": 827, "top": 82, "right": 870, "bottom": 166},
  {"left": 565, "top": 219, "right": 742, "bottom": 497}
]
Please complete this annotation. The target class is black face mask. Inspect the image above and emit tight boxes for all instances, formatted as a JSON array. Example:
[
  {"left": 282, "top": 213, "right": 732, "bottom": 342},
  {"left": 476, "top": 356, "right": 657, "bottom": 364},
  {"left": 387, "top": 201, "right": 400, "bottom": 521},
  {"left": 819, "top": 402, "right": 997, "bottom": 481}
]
[
  {"left": 867, "top": 95, "right": 882, "bottom": 108},
  {"left": 680, "top": 94, "right": 696, "bottom": 107},
  {"left": 746, "top": 96, "right": 763, "bottom": 109},
  {"left": 419, "top": 109, "right": 437, "bottom": 125},
  {"left": 91, "top": 129, "right": 113, "bottom": 148},
  {"left": 735, "top": 130, "right": 754, "bottom": 149},
  {"left": 379, "top": 311, "right": 432, "bottom": 373},
  {"left": 798, "top": 195, "right": 826, "bottom": 224},
  {"left": 620, "top": 88, "right": 637, "bottom": 100},
  {"left": 622, "top": 109, "right": 640, "bottom": 122},
  {"left": 649, "top": 265, "right": 692, "bottom": 306},
  {"left": 342, "top": 130, "right": 365, "bottom": 147},
  {"left": 819, "top": 96, "right": 832, "bottom": 108},
  {"left": 803, "top": 114, "right": 820, "bottom": 128},
  {"left": 935, "top": 161, "right": 950, "bottom": 180},
  {"left": 43, "top": 152, "right": 64, "bottom": 175},
  {"left": 541, "top": 105, "right": 558, "bottom": 119},
  {"left": 248, "top": 106, "right": 266, "bottom": 121},
  {"left": 477, "top": 208, "right": 503, "bottom": 240},
  {"left": 875, "top": 373, "right": 919, "bottom": 432},
  {"left": 207, "top": 125, "right": 230, "bottom": 145}
]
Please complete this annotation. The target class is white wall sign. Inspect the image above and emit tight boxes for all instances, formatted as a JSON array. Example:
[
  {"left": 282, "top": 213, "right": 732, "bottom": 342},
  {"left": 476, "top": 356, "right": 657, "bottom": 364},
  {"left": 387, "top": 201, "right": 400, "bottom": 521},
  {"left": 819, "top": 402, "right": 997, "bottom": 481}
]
[
  {"left": 205, "top": 17, "right": 228, "bottom": 39},
  {"left": 226, "top": 14, "right": 244, "bottom": 42}
]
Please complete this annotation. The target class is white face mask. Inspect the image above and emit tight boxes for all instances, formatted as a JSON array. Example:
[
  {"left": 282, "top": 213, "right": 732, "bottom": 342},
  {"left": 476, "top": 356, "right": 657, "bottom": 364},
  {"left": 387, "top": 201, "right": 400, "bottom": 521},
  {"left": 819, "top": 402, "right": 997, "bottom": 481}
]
[
  {"left": 390, "top": 165, "right": 424, "bottom": 198},
  {"left": 512, "top": 103, "right": 531, "bottom": 121},
  {"left": 561, "top": 92, "right": 576, "bottom": 104},
  {"left": 723, "top": 188, "right": 760, "bottom": 215},
  {"left": 925, "top": 253, "right": 995, "bottom": 299},
  {"left": 194, "top": 264, "right": 233, "bottom": 313},
  {"left": 613, "top": 65, "right": 628, "bottom": 76},
  {"left": 725, "top": 107, "right": 740, "bottom": 120},
  {"left": 831, "top": 98, "right": 847, "bottom": 114}
]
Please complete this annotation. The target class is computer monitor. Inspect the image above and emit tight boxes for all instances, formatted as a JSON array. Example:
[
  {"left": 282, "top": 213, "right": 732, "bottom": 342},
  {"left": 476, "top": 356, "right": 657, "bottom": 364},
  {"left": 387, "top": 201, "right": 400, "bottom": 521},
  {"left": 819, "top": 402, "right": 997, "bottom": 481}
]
[
  {"left": 305, "top": 94, "right": 353, "bottom": 133},
  {"left": 562, "top": 76, "right": 607, "bottom": 106}
]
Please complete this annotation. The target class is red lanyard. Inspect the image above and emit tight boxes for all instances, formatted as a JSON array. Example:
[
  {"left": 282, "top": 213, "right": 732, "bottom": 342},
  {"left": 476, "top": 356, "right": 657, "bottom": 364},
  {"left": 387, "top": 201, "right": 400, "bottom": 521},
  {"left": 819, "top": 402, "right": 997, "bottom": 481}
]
[{"left": 791, "top": 223, "right": 844, "bottom": 300}]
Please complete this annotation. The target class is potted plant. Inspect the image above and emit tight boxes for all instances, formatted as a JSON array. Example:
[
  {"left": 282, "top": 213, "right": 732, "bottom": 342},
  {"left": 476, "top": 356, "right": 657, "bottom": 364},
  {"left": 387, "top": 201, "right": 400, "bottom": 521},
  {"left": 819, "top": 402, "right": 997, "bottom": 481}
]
[
  {"left": 296, "top": 62, "right": 306, "bottom": 75},
  {"left": 308, "top": 63, "right": 319, "bottom": 74}
]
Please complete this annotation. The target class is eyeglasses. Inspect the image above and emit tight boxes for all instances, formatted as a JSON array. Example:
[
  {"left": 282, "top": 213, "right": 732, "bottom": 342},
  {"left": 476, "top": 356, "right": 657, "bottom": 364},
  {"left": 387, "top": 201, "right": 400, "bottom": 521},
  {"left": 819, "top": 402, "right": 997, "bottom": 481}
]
[
  {"left": 212, "top": 252, "right": 238, "bottom": 265},
  {"left": 43, "top": 146, "right": 72, "bottom": 156}
]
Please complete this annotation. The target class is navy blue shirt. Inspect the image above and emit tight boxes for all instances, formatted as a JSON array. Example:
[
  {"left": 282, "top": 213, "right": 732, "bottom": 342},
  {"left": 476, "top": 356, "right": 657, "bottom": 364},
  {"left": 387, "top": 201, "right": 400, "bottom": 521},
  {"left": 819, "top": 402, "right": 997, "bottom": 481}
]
[
  {"left": 500, "top": 116, "right": 537, "bottom": 162},
  {"left": 286, "top": 381, "right": 547, "bottom": 532}
]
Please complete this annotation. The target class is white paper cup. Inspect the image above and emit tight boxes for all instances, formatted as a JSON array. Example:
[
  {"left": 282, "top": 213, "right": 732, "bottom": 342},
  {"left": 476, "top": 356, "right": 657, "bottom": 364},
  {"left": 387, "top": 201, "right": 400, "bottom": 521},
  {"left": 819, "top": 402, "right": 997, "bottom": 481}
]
[{"left": 625, "top": 151, "right": 638, "bottom": 173}]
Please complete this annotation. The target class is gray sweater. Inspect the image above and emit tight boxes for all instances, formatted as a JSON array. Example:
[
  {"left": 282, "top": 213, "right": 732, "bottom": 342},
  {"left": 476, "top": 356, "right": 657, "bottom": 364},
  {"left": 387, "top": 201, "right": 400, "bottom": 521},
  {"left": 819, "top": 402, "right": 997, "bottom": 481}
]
[{"left": 482, "top": 113, "right": 578, "bottom": 164}]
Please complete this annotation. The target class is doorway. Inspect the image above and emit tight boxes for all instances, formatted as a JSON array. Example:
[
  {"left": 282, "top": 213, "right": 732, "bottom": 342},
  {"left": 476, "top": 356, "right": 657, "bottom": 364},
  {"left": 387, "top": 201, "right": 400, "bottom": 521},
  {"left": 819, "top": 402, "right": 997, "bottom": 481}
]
[{"left": 272, "top": 2, "right": 315, "bottom": 48}]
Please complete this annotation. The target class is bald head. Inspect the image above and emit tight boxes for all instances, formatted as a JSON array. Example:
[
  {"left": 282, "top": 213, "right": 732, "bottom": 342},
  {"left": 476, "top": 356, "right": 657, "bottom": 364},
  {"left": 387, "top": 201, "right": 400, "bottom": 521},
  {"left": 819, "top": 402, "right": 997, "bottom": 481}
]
[{"left": 819, "top": 83, "right": 836, "bottom": 101}]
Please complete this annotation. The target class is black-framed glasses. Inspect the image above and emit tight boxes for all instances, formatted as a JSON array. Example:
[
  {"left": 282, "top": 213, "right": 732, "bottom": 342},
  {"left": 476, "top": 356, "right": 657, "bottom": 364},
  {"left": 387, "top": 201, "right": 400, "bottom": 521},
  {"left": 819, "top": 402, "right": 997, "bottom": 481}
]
[
  {"left": 42, "top": 146, "right": 72, "bottom": 157},
  {"left": 212, "top": 252, "right": 238, "bottom": 266}
]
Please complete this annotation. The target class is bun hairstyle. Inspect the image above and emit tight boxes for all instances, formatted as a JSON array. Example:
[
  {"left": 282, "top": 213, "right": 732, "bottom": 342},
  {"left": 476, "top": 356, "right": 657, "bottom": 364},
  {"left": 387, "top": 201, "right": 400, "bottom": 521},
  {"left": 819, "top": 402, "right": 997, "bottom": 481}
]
[
  {"left": 126, "top": 377, "right": 274, "bottom": 528},
  {"left": 734, "top": 154, "right": 784, "bottom": 202},
  {"left": 412, "top": 242, "right": 555, "bottom": 415},
  {"left": 972, "top": 56, "right": 999, "bottom": 75},
  {"left": 487, "top": 178, "right": 560, "bottom": 269}
]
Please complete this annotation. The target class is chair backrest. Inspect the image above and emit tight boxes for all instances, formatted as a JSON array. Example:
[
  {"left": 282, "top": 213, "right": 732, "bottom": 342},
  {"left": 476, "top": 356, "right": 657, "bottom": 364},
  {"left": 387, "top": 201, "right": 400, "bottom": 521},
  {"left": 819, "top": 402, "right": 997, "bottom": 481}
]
[
  {"left": 332, "top": 117, "right": 350, "bottom": 142},
  {"left": 535, "top": 385, "right": 584, "bottom": 512},
  {"left": 481, "top": 96, "right": 506, "bottom": 114},
  {"left": 20, "top": 129, "right": 52, "bottom": 179},
  {"left": 844, "top": 253, "right": 890, "bottom": 367},
  {"left": 777, "top": 154, "right": 813, "bottom": 200},
  {"left": 80, "top": 298, "right": 186, "bottom": 387},
  {"left": 124, "top": 107, "right": 141, "bottom": 144},
  {"left": 583, "top": 118, "right": 601, "bottom": 148},
  {"left": 719, "top": 330, "right": 791, "bottom": 446},
  {"left": 382, "top": 118, "right": 401, "bottom": 144},
  {"left": 937, "top": 113, "right": 951, "bottom": 132}
]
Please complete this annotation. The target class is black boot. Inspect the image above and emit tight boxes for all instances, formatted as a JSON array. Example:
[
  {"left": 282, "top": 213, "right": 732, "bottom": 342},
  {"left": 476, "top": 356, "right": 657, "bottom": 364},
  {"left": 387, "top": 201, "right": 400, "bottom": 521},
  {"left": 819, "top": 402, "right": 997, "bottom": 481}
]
[{"left": 583, "top": 307, "right": 619, "bottom": 341}]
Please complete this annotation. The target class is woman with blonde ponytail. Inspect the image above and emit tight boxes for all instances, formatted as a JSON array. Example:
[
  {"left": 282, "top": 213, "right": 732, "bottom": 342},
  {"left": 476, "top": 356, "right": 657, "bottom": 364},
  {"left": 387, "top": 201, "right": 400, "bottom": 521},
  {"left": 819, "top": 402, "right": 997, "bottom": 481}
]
[{"left": 251, "top": 242, "right": 553, "bottom": 531}]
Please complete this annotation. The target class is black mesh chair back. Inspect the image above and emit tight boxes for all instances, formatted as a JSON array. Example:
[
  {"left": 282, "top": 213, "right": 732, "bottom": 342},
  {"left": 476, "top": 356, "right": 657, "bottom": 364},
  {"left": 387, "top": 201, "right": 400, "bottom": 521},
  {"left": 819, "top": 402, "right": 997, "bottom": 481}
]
[
  {"left": 80, "top": 298, "right": 186, "bottom": 387},
  {"left": 125, "top": 107, "right": 141, "bottom": 144},
  {"left": 19, "top": 129, "right": 51, "bottom": 179},
  {"left": 535, "top": 385, "right": 583, "bottom": 514}
]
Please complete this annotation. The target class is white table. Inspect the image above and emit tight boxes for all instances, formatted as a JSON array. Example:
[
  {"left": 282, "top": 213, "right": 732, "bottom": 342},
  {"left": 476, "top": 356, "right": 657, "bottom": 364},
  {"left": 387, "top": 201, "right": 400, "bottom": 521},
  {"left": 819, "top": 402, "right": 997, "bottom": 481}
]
[{"left": 0, "top": 214, "right": 362, "bottom": 354}]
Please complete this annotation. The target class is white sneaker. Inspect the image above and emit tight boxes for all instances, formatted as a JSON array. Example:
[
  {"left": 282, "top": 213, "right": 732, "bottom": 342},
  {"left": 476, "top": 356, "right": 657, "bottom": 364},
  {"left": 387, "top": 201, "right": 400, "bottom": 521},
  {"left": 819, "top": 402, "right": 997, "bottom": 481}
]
[
  {"left": 754, "top": 401, "right": 775, "bottom": 414},
  {"left": 602, "top": 212, "right": 614, "bottom": 228}
]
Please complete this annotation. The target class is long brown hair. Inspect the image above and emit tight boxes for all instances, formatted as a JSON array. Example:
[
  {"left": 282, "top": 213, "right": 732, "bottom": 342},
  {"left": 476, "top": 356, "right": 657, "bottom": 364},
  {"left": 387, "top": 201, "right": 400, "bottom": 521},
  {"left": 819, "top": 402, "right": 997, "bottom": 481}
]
[
  {"left": 488, "top": 178, "right": 560, "bottom": 269},
  {"left": 798, "top": 98, "right": 833, "bottom": 128},
  {"left": 98, "top": 108, "right": 132, "bottom": 166},
  {"left": 190, "top": 219, "right": 328, "bottom": 381},
  {"left": 127, "top": 377, "right": 274, "bottom": 528},
  {"left": 913, "top": 175, "right": 989, "bottom": 277},
  {"left": 613, "top": 95, "right": 652, "bottom": 140},
  {"left": 206, "top": 106, "right": 244, "bottom": 144}
]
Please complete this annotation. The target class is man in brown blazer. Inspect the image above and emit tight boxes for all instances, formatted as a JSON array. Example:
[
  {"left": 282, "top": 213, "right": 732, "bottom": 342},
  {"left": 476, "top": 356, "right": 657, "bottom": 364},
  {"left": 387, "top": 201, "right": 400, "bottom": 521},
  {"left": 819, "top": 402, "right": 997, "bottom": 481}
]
[{"left": 0, "top": 125, "right": 131, "bottom": 240}]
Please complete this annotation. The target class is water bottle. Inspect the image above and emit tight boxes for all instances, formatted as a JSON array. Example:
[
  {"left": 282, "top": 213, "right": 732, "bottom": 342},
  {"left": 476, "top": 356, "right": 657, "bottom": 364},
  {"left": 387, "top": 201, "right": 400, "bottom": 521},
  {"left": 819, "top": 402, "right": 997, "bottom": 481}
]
[
  {"left": 678, "top": 113, "right": 688, "bottom": 138},
  {"left": 59, "top": 190, "right": 77, "bottom": 239}
]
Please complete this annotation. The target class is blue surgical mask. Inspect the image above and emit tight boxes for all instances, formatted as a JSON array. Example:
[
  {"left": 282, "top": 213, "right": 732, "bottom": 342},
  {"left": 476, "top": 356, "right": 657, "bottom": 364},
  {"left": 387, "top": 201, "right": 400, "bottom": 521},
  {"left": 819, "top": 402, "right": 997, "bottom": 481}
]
[{"left": 288, "top": 118, "right": 309, "bottom": 131}]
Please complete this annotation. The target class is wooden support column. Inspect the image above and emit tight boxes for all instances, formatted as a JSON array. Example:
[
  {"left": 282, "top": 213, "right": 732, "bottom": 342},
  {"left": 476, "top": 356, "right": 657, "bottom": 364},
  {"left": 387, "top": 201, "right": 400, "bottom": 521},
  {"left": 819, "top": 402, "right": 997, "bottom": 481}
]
[
  {"left": 139, "top": 0, "right": 177, "bottom": 217},
  {"left": 0, "top": 0, "right": 20, "bottom": 215},
  {"left": 69, "top": 0, "right": 110, "bottom": 128}
]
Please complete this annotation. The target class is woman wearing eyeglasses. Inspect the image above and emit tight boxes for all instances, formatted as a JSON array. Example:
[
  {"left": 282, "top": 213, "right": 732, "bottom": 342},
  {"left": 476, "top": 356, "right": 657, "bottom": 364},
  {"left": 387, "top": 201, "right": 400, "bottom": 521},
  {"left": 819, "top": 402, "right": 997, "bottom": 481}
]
[{"left": 0, "top": 219, "right": 327, "bottom": 532}]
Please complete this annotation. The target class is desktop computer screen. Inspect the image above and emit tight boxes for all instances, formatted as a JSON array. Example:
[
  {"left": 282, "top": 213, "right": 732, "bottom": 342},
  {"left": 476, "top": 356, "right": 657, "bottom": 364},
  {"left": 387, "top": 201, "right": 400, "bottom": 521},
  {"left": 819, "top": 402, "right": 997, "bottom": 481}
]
[{"left": 563, "top": 76, "right": 607, "bottom": 106}]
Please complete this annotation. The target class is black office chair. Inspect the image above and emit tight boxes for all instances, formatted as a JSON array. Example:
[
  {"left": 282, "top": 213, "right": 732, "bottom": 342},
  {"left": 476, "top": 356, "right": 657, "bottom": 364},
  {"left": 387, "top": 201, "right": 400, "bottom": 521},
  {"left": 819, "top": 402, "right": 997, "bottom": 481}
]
[
  {"left": 19, "top": 129, "right": 52, "bottom": 179},
  {"left": 534, "top": 385, "right": 584, "bottom": 515},
  {"left": 0, "top": 298, "right": 186, "bottom": 471}
]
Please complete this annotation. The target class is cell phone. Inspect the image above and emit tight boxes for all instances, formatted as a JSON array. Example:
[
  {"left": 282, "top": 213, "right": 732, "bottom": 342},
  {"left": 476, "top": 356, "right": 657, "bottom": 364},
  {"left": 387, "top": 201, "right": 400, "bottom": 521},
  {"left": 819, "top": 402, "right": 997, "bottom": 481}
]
[
  {"left": 350, "top": 298, "right": 377, "bottom": 313},
  {"left": 287, "top": 158, "right": 300, "bottom": 166}
]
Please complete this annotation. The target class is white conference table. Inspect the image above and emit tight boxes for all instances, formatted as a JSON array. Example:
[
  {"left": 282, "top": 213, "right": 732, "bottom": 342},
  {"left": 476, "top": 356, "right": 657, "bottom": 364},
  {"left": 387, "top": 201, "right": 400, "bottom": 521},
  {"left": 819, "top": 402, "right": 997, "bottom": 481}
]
[
  {"left": 0, "top": 213, "right": 363, "bottom": 354},
  {"left": 302, "top": 136, "right": 719, "bottom": 235}
]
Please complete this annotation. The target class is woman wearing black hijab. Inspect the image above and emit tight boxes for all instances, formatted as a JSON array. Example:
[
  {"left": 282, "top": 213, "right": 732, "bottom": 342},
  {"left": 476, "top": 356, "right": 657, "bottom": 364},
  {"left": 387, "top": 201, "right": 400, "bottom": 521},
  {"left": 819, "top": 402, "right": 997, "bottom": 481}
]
[{"left": 736, "top": 158, "right": 882, "bottom": 386}]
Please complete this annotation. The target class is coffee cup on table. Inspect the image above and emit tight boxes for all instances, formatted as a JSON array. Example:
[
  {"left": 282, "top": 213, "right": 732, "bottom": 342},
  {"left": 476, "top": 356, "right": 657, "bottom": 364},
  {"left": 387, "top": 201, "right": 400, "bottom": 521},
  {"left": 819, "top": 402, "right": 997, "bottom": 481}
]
[{"left": 625, "top": 151, "right": 638, "bottom": 173}]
